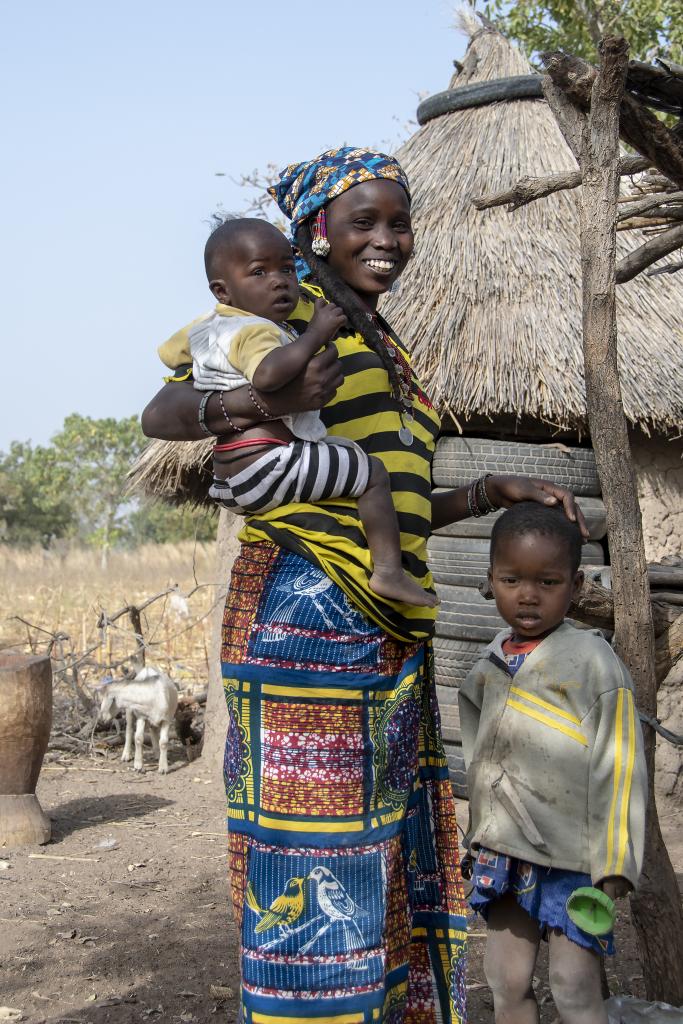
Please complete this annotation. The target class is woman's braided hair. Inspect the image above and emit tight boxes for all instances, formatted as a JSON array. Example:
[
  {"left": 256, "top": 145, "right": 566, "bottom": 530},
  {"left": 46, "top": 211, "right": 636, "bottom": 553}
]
[{"left": 295, "top": 219, "right": 403, "bottom": 399}]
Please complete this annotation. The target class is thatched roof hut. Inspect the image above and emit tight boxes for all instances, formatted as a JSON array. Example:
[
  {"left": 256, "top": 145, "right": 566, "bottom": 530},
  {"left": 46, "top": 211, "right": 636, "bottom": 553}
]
[{"left": 380, "top": 19, "right": 683, "bottom": 436}]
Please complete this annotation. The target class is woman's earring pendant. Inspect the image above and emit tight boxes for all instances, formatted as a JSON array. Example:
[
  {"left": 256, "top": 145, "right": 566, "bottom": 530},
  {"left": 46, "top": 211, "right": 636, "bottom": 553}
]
[{"left": 311, "top": 208, "right": 331, "bottom": 257}]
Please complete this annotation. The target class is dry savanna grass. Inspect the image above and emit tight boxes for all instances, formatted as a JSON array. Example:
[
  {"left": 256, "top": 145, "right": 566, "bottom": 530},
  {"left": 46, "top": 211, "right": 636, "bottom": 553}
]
[{"left": 0, "top": 540, "right": 228, "bottom": 698}]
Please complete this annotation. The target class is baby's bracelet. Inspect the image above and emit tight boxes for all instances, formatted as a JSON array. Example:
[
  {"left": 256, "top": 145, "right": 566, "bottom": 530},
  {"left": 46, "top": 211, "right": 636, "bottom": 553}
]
[
  {"left": 218, "top": 392, "right": 245, "bottom": 434},
  {"left": 248, "top": 385, "right": 276, "bottom": 421}
]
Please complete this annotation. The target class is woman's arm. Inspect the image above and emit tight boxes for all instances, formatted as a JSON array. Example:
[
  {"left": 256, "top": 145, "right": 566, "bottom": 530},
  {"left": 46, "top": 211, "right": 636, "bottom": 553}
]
[
  {"left": 141, "top": 344, "right": 344, "bottom": 441},
  {"left": 431, "top": 474, "right": 589, "bottom": 538}
]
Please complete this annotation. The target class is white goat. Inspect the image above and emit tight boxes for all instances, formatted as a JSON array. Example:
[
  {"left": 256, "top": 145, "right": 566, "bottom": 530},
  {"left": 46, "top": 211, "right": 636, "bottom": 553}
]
[{"left": 98, "top": 666, "right": 178, "bottom": 774}]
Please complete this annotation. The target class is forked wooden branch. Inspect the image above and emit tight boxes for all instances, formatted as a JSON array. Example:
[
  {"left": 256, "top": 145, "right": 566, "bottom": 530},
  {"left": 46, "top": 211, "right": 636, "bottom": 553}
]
[
  {"left": 472, "top": 155, "right": 648, "bottom": 212},
  {"left": 542, "top": 49, "right": 683, "bottom": 188}
]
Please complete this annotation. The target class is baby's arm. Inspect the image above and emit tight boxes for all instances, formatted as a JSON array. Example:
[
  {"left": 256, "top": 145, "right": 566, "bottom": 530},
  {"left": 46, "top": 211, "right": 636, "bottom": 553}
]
[{"left": 252, "top": 298, "right": 346, "bottom": 392}]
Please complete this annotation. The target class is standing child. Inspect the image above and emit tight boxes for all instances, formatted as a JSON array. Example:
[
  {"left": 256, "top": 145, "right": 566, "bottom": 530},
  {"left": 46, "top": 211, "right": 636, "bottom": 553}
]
[
  {"left": 458, "top": 502, "right": 647, "bottom": 1024},
  {"left": 160, "top": 217, "right": 436, "bottom": 609}
]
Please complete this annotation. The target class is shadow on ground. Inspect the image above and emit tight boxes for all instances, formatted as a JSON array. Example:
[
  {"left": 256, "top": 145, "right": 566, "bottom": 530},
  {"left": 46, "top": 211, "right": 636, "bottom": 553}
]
[{"left": 48, "top": 793, "right": 176, "bottom": 840}]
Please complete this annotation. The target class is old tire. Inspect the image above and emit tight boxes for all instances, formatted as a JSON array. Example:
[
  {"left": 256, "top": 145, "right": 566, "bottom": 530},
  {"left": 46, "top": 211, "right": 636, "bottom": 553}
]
[
  {"left": 433, "top": 494, "right": 607, "bottom": 542},
  {"left": 417, "top": 75, "right": 543, "bottom": 125},
  {"left": 432, "top": 438, "right": 601, "bottom": 496},
  {"left": 433, "top": 636, "right": 485, "bottom": 688},
  {"left": 445, "top": 742, "right": 468, "bottom": 799},
  {"left": 435, "top": 584, "right": 505, "bottom": 641},
  {"left": 428, "top": 535, "right": 604, "bottom": 586},
  {"left": 435, "top": 683, "right": 461, "bottom": 745}
]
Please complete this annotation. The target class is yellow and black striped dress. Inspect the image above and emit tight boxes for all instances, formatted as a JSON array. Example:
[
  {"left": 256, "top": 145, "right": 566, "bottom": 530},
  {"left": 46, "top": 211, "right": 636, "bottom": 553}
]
[{"left": 239, "top": 282, "right": 440, "bottom": 643}]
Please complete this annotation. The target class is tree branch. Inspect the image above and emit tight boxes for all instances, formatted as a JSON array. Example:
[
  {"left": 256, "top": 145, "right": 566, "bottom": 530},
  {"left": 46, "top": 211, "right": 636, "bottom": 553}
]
[
  {"left": 616, "top": 221, "right": 683, "bottom": 282},
  {"left": 472, "top": 155, "right": 648, "bottom": 212},
  {"left": 542, "top": 50, "right": 683, "bottom": 188}
]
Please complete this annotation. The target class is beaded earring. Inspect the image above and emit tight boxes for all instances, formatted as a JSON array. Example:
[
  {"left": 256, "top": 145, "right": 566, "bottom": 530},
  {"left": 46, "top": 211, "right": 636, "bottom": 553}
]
[{"left": 310, "top": 208, "right": 331, "bottom": 257}]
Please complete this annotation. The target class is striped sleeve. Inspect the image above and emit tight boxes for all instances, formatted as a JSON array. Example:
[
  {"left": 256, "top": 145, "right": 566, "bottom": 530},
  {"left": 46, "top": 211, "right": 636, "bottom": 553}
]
[{"left": 586, "top": 663, "right": 647, "bottom": 888}]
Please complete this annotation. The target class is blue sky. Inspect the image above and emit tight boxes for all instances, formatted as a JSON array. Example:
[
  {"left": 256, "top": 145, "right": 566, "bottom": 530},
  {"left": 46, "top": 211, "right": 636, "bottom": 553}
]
[{"left": 0, "top": 1, "right": 468, "bottom": 450}]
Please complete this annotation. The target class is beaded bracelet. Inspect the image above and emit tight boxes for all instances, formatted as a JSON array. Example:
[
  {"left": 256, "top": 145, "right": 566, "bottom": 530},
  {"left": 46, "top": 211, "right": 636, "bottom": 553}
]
[
  {"left": 477, "top": 473, "right": 499, "bottom": 514},
  {"left": 466, "top": 474, "right": 500, "bottom": 518},
  {"left": 467, "top": 478, "right": 483, "bottom": 518},
  {"left": 198, "top": 391, "right": 217, "bottom": 435},
  {"left": 218, "top": 392, "right": 245, "bottom": 434},
  {"left": 248, "top": 384, "right": 275, "bottom": 421}
]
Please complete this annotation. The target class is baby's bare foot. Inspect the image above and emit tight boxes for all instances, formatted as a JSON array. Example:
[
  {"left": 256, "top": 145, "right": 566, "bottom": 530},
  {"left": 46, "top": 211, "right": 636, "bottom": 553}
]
[{"left": 369, "top": 569, "right": 439, "bottom": 608}]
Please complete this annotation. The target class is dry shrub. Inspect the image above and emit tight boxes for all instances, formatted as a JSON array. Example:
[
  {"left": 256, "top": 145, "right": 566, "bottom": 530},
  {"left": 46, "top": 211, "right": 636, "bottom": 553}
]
[{"left": 0, "top": 541, "right": 229, "bottom": 698}]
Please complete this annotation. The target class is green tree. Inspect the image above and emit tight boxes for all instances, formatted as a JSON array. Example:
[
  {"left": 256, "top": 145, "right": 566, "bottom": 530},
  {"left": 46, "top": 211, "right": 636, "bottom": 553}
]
[
  {"left": 47, "top": 414, "right": 147, "bottom": 565},
  {"left": 1, "top": 415, "right": 221, "bottom": 553},
  {"left": 126, "top": 499, "right": 218, "bottom": 545},
  {"left": 484, "top": 0, "right": 683, "bottom": 64},
  {"left": 0, "top": 441, "right": 75, "bottom": 546}
]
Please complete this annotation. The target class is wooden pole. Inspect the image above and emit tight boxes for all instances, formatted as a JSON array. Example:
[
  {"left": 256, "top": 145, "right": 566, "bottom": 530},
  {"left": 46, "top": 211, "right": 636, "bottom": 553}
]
[{"left": 579, "top": 36, "right": 683, "bottom": 1003}]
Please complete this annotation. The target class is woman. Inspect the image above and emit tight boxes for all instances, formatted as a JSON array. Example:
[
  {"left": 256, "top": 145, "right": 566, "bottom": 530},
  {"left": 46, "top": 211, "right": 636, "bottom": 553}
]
[{"left": 142, "top": 147, "right": 586, "bottom": 1024}]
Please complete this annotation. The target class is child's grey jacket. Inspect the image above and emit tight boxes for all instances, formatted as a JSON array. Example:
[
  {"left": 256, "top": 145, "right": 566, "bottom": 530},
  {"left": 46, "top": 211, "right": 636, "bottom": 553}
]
[{"left": 458, "top": 621, "right": 647, "bottom": 888}]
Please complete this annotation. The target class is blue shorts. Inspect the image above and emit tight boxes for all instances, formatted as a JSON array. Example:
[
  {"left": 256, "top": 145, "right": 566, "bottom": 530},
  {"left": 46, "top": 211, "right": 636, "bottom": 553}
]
[{"left": 469, "top": 847, "right": 615, "bottom": 956}]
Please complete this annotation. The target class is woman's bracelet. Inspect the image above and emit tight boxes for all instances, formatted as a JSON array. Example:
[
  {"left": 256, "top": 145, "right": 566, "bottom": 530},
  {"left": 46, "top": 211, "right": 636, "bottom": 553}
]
[
  {"left": 477, "top": 473, "right": 499, "bottom": 514},
  {"left": 466, "top": 473, "right": 500, "bottom": 517},
  {"left": 248, "top": 385, "right": 275, "bottom": 421},
  {"left": 198, "top": 391, "right": 219, "bottom": 435}
]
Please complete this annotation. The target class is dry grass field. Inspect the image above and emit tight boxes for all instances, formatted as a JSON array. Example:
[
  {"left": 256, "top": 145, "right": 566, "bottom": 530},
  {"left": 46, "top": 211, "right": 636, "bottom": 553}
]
[{"left": 0, "top": 541, "right": 226, "bottom": 696}]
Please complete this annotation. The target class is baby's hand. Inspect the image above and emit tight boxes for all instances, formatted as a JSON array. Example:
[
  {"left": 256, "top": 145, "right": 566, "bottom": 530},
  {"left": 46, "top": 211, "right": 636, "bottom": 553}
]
[
  {"left": 309, "top": 297, "right": 346, "bottom": 340},
  {"left": 599, "top": 876, "right": 631, "bottom": 901}
]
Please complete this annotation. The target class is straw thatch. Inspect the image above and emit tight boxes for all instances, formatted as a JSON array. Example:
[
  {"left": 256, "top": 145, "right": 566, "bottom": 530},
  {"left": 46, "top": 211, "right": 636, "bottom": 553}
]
[
  {"left": 380, "top": 21, "right": 683, "bottom": 433},
  {"left": 129, "top": 436, "right": 214, "bottom": 505}
]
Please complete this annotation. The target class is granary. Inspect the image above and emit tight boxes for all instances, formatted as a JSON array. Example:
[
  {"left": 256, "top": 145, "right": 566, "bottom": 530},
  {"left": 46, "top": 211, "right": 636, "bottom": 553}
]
[{"left": 380, "top": 16, "right": 683, "bottom": 564}]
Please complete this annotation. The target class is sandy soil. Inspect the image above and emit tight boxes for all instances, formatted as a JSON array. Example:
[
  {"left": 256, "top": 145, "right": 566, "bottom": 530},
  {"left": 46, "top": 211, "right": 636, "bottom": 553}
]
[{"left": 2, "top": 743, "right": 681, "bottom": 1024}]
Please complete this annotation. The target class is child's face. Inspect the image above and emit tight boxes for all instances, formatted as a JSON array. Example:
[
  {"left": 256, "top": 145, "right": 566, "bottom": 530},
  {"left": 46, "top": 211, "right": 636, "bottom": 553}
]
[
  {"left": 210, "top": 228, "right": 299, "bottom": 322},
  {"left": 488, "top": 532, "right": 583, "bottom": 639}
]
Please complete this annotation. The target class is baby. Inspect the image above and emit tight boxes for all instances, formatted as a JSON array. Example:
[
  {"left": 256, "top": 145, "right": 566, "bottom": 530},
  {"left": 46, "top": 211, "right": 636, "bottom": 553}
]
[{"left": 188, "top": 217, "right": 436, "bottom": 609}]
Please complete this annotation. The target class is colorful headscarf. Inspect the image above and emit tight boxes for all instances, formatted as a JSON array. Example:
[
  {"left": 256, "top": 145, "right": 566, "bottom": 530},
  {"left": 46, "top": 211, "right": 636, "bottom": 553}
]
[{"left": 268, "top": 146, "right": 410, "bottom": 237}]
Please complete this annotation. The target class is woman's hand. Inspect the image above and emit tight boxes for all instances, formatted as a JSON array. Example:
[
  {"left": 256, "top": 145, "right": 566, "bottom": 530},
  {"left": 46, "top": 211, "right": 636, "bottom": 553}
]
[
  {"left": 486, "top": 475, "right": 590, "bottom": 540},
  {"left": 140, "top": 345, "right": 343, "bottom": 442},
  {"left": 261, "top": 343, "right": 343, "bottom": 417}
]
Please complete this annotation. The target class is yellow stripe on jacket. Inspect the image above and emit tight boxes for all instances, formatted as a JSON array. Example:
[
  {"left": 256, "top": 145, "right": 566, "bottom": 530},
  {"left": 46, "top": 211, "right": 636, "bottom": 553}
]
[{"left": 604, "top": 688, "right": 637, "bottom": 877}]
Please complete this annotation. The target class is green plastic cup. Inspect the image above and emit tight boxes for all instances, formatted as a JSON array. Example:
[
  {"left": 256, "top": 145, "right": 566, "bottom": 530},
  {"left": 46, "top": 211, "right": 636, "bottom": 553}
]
[{"left": 566, "top": 886, "right": 616, "bottom": 936}]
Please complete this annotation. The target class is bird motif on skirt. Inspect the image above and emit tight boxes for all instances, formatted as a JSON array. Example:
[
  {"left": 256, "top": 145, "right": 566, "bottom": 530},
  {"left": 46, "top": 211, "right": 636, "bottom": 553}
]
[
  {"left": 300, "top": 866, "right": 368, "bottom": 967},
  {"left": 246, "top": 876, "right": 307, "bottom": 934}
]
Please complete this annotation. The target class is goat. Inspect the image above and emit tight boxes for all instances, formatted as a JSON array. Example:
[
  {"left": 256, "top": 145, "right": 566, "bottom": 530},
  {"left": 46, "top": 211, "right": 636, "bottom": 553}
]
[{"left": 98, "top": 666, "right": 178, "bottom": 774}]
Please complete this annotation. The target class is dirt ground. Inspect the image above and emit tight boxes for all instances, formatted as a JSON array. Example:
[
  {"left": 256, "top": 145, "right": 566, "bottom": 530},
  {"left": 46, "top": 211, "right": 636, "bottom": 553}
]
[{"left": 2, "top": 741, "right": 681, "bottom": 1024}]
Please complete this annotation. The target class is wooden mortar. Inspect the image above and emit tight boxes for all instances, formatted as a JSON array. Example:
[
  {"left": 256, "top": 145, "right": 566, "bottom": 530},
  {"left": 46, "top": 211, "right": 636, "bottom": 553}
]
[{"left": 0, "top": 653, "right": 52, "bottom": 846}]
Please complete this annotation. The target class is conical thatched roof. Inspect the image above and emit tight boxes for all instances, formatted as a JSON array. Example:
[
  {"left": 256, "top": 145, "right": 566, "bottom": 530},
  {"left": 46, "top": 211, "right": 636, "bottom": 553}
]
[{"left": 380, "top": 22, "right": 683, "bottom": 433}]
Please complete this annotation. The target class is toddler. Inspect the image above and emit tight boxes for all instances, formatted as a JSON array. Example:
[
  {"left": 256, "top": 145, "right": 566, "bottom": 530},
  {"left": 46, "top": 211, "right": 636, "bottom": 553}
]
[
  {"left": 459, "top": 502, "right": 647, "bottom": 1024},
  {"left": 185, "top": 217, "right": 436, "bottom": 609}
]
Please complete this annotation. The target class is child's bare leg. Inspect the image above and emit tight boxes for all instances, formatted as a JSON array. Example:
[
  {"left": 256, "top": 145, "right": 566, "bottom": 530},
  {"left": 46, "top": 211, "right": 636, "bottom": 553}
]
[
  {"left": 547, "top": 929, "right": 608, "bottom": 1024},
  {"left": 358, "top": 456, "right": 438, "bottom": 607},
  {"left": 484, "top": 894, "right": 541, "bottom": 1024}
]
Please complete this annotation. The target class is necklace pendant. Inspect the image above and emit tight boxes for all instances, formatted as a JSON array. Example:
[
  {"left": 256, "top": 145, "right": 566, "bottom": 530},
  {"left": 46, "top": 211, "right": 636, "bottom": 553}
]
[{"left": 399, "top": 425, "right": 414, "bottom": 447}]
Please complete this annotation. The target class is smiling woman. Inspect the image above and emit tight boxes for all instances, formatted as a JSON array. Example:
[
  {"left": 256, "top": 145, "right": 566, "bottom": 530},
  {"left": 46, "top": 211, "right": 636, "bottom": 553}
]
[{"left": 140, "top": 145, "right": 586, "bottom": 1024}]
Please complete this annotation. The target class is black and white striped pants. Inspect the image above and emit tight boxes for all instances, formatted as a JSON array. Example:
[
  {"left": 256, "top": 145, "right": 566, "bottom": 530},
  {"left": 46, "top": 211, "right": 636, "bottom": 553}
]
[{"left": 208, "top": 437, "right": 371, "bottom": 515}]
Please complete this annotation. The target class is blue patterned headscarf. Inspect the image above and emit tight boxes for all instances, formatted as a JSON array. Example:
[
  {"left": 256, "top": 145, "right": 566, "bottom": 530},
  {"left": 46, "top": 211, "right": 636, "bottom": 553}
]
[{"left": 268, "top": 146, "right": 411, "bottom": 237}]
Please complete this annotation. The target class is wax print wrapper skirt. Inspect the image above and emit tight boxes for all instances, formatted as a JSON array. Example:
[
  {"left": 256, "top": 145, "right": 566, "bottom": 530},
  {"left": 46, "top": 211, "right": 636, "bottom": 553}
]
[
  {"left": 222, "top": 542, "right": 468, "bottom": 1023},
  {"left": 469, "top": 848, "right": 615, "bottom": 956}
]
